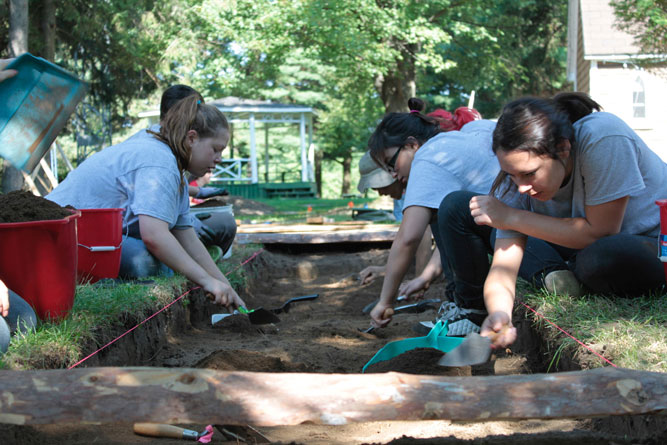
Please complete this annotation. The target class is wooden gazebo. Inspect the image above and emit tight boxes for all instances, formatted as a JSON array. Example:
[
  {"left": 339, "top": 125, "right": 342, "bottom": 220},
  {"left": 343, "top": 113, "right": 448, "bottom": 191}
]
[{"left": 139, "top": 97, "right": 316, "bottom": 198}]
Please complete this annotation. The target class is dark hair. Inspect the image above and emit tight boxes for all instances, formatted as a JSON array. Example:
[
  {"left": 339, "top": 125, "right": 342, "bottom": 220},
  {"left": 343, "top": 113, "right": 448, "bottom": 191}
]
[
  {"left": 160, "top": 85, "right": 204, "bottom": 121},
  {"left": 368, "top": 98, "right": 441, "bottom": 167},
  {"left": 150, "top": 95, "right": 229, "bottom": 184},
  {"left": 490, "top": 92, "right": 601, "bottom": 195}
]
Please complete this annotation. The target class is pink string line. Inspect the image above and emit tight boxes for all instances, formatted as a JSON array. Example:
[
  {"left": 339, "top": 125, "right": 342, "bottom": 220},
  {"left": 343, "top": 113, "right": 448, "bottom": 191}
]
[
  {"left": 519, "top": 301, "right": 617, "bottom": 368},
  {"left": 67, "top": 248, "right": 265, "bottom": 369}
]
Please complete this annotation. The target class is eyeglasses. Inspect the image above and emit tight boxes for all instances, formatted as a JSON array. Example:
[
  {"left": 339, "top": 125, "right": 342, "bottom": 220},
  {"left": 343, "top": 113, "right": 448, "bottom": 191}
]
[{"left": 386, "top": 145, "right": 403, "bottom": 172}]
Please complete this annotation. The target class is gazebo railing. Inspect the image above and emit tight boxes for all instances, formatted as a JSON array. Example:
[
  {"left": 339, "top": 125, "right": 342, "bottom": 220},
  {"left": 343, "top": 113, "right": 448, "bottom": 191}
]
[{"left": 210, "top": 158, "right": 252, "bottom": 182}]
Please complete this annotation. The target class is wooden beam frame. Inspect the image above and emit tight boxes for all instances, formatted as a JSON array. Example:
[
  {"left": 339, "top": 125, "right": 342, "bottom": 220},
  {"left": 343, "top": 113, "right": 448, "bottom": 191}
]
[{"left": 0, "top": 367, "right": 664, "bottom": 426}]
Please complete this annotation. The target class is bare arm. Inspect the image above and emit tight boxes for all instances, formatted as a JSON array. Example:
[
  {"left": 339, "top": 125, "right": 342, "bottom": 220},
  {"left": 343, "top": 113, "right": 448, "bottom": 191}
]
[
  {"left": 480, "top": 237, "right": 525, "bottom": 348},
  {"left": 138, "top": 215, "right": 244, "bottom": 307},
  {"left": 370, "top": 205, "right": 432, "bottom": 326},
  {"left": 398, "top": 247, "right": 442, "bottom": 299},
  {"left": 470, "top": 195, "right": 629, "bottom": 249},
  {"left": 0, "top": 280, "right": 9, "bottom": 318}
]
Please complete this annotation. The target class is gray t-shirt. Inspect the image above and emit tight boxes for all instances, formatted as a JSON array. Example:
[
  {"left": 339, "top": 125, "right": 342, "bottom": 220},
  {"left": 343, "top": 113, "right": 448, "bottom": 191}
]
[
  {"left": 403, "top": 119, "right": 499, "bottom": 211},
  {"left": 496, "top": 112, "right": 667, "bottom": 240},
  {"left": 47, "top": 125, "right": 192, "bottom": 237}
]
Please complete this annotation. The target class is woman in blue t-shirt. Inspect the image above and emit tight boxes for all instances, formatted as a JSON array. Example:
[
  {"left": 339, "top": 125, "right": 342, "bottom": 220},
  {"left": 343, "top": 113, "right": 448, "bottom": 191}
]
[
  {"left": 443, "top": 92, "right": 667, "bottom": 348},
  {"left": 48, "top": 95, "right": 245, "bottom": 309},
  {"left": 367, "top": 98, "right": 500, "bottom": 332}
]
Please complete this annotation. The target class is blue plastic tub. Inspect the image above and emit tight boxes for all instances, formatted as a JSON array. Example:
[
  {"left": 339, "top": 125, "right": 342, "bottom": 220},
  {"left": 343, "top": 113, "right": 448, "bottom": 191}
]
[{"left": 0, "top": 53, "right": 87, "bottom": 172}]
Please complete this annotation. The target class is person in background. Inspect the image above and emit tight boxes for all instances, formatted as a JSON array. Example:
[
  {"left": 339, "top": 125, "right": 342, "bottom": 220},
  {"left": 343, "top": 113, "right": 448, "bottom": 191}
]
[
  {"left": 442, "top": 92, "right": 667, "bottom": 348},
  {"left": 189, "top": 172, "right": 228, "bottom": 205},
  {"left": 187, "top": 171, "right": 235, "bottom": 256},
  {"left": 47, "top": 94, "right": 244, "bottom": 308},
  {"left": 141, "top": 85, "right": 237, "bottom": 256},
  {"left": 356, "top": 151, "right": 433, "bottom": 298},
  {"left": 368, "top": 98, "right": 499, "bottom": 335},
  {"left": 0, "top": 58, "right": 38, "bottom": 353}
]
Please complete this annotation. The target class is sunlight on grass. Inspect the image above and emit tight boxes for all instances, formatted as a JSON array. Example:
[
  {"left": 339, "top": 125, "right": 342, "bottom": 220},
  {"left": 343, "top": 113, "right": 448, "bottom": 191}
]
[{"left": 520, "top": 286, "right": 667, "bottom": 372}]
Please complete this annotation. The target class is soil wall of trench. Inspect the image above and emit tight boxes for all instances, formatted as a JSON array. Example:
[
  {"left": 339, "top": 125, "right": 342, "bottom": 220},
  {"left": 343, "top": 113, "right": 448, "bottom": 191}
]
[{"left": 2, "top": 247, "right": 665, "bottom": 444}]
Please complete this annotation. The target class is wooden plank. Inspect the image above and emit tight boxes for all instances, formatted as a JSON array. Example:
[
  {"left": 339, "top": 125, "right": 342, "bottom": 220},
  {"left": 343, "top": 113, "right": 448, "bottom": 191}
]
[
  {"left": 20, "top": 172, "right": 41, "bottom": 195},
  {"left": 0, "top": 367, "right": 664, "bottom": 426},
  {"left": 39, "top": 158, "right": 58, "bottom": 189},
  {"left": 236, "top": 228, "right": 397, "bottom": 244},
  {"left": 237, "top": 223, "right": 394, "bottom": 234}
]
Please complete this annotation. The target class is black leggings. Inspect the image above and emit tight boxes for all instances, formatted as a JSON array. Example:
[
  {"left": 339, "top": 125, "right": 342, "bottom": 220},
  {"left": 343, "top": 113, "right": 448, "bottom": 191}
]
[{"left": 433, "top": 190, "right": 666, "bottom": 307}]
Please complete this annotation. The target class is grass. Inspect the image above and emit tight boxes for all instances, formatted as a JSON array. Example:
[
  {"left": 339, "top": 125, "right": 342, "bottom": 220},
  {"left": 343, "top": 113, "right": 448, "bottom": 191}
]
[
  {"left": 0, "top": 243, "right": 263, "bottom": 371},
  {"left": 518, "top": 284, "right": 667, "bottom": 373}
]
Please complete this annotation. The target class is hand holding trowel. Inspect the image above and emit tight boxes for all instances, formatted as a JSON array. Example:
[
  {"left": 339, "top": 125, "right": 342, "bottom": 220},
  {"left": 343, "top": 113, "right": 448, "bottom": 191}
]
[{"left": 438, "top": 324, "right": 512, "bottom": 367}]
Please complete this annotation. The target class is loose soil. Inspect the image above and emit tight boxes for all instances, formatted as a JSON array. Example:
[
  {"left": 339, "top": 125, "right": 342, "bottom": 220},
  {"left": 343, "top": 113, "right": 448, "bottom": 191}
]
[
  {"left": 3, "top": 247, "right": 665, "bottom": 444},
  {"left": 0, "top": 190, "right": 72, "bottom": 222}
]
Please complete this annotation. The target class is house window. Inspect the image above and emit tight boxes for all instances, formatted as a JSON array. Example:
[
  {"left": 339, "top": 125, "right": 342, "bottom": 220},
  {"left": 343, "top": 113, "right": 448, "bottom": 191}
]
[{"left": 632, "top": 76, "right": 646, "bottom": 118}]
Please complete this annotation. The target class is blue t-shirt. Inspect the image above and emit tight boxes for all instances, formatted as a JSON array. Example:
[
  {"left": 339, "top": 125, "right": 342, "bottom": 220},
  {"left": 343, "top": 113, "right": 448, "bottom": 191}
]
[
  {"left": 495, "top": 112, "right": 667, "bottom": 239},
  {"left": 403, "top": 119, "right": 499, "bottom": 211},
  {"left": 47, "top": 126, "right": 192, "bottom": 237}
]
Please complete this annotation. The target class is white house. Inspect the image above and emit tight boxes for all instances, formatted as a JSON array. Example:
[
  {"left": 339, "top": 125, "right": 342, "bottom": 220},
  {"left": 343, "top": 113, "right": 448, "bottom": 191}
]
[{"left": 567, "top": 0, "right": 667, "bottom": 161}]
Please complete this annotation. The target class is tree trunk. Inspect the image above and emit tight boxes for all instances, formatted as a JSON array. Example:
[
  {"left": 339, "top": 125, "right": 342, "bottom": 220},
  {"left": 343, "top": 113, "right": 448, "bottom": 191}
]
[
  {"left": 341, "top": 153, "right": 352, "bottom": 196},
  {"left": 3, "top": 0, "right": 30, "bottom": 192},
  {"left": 0, "top": 367, "right": 664, "bottom": 426},
  {"left": 315, "top": 148, "right": 323, "bottom": 197},
  {"left": 9, "top": 0, "right": 28, "bottom": 57},
  {"left": 375, "top": 43, "right": 419, "bottom": 113},
  {"left": 39, "top": 0, "right": 56, "bottom": 61}
]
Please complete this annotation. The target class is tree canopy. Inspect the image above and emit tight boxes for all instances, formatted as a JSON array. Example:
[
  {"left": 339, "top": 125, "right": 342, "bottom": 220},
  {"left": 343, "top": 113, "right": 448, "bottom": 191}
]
[
  {"left": 611, "top": 0, "right": 667, "bottom": 56},
  {"left": 3, "top": 0, "right": 570, "bottom": 194}
]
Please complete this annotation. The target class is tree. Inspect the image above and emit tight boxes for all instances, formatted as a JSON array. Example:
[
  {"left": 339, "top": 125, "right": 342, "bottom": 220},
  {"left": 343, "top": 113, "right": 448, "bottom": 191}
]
[
  {"left": 611, "top": 0, "right": 667, "bottom": 55},
  {"left": 2, "top": 0, "right": 29, "bottom": 193}
]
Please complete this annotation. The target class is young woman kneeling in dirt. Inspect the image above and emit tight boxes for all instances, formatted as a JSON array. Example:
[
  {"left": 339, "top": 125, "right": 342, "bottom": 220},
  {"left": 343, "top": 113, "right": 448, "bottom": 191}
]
[
  {"left": 368, "top": 98, "right": 500, "bottom": 334},
  {"left": 47, "top": 96, "right": 245, "bottom": 308},
  {"left": 443, "top": 92, "right": 667, "bottom": 348}
]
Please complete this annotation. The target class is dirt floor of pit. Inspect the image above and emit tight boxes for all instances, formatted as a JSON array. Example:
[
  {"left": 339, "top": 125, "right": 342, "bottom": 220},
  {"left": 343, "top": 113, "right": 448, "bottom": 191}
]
[{"left": 3, "top": 247, "right": 666, "bottom": 444}]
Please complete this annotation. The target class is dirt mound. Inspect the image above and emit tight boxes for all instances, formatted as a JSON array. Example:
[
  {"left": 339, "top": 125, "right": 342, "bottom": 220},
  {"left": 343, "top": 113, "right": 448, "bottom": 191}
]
[{"left": 0, "top": 191, "right": 72, "bottom": 223}]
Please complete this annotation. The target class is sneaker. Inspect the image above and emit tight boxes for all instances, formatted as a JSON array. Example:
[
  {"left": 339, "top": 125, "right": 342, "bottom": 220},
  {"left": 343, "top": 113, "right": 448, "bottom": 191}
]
[
  {"left": 436, "top": 302, "right": 487, "bottom": 337},
  {"left": 544, "top": 270, "right": 583, "bottom": 297}
]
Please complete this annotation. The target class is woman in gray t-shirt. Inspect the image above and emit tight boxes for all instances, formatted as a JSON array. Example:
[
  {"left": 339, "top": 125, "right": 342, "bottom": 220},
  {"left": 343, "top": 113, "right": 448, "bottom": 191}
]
[
  {"left": 446, "top": 92, "right": 667, "bottom": 348},
  {"left": 367, "top": 98, "right": 499, "bottom": 331}
]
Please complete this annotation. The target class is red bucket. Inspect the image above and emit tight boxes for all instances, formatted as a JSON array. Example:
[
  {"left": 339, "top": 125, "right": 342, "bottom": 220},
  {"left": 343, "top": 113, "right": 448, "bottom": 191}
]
[
  {"left": 0, "top": 210, "right": 80, "bottom": 321},
  {"left": 656, "top": 200, "right": 667, "bottom": 282},
  {"left": 76, "top": 208, "right": 123, "bottom": 284}
]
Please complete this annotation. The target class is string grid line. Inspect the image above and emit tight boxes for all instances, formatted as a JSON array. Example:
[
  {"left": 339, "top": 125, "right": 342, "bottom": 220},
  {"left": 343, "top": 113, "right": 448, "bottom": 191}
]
[{"left": 68, "top": 248, "right": 264, "bottom": 369}]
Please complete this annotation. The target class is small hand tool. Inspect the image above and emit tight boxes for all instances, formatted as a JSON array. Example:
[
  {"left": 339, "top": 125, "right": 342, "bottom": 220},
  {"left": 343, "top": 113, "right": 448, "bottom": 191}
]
[
  {"left": 437, "top": 326, "right": 509, "bottom": 367},
  {"left": 133, "top": 423, "right": 214, "bottom": 442}
]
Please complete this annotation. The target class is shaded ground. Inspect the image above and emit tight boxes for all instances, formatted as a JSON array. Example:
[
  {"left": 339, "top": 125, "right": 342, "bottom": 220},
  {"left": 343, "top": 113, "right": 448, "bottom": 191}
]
[{"left": 4, "top": 247, "right": 666, "bottom": 444}]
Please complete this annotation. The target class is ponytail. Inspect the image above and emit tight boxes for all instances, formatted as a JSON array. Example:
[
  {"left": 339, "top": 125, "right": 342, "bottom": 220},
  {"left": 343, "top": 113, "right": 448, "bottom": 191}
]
[
  {"left": 149, "top": 95, "right": 229, "bottom": 185},
  {"left": 553, "top": 92, "right": 601, "bottom": 124}
]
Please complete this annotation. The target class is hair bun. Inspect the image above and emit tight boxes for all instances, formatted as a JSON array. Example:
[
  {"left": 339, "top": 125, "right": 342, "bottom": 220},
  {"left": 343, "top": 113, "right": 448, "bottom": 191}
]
[{"left": 407, "top": 97, "right": 425, "bottom": 113}]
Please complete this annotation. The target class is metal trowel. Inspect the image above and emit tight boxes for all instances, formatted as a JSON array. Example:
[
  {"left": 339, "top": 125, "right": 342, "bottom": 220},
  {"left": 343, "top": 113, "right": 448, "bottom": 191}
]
[
  {"left": 211, "top": 306, "right": 281, "bottom": 325},
  {"left": 437, "top": 333, "right": 492, "bottom": 367},
  {"left": 438, "top": 326, "right": 507, "bottom": 367}
]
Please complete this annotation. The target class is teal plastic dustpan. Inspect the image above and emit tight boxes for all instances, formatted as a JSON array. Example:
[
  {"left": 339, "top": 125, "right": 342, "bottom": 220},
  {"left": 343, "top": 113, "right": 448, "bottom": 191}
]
[
  {"left": 362, "top": 321, "right": 465, "bottom": 372},
  {"left": 0, "top": 53, "right": 87, "bottom": 172}
]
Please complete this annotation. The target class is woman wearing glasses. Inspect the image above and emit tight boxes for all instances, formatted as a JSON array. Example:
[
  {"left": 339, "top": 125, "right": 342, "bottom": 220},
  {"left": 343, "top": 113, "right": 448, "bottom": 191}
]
[{"left": 368, "top": 98, "right": 499, "bottom": 333}]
